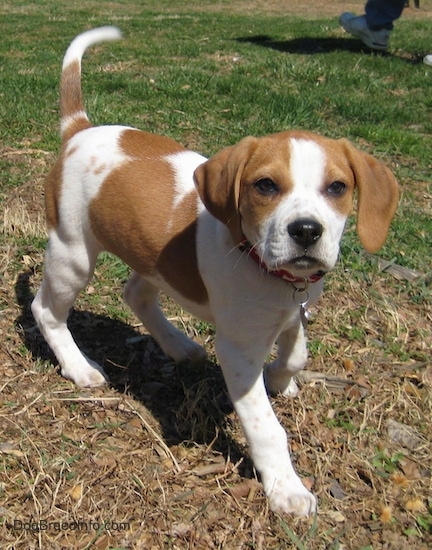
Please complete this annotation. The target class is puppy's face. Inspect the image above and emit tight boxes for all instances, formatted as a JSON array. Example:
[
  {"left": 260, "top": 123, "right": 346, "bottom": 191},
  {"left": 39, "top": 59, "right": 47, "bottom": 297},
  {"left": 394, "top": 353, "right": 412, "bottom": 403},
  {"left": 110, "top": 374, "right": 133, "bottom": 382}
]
[
  {"left": 238, "top": 136, "right": 354, "bottom": 276},
  {"left": 194, "top": 131, "right": 398, "bottom": 277}
]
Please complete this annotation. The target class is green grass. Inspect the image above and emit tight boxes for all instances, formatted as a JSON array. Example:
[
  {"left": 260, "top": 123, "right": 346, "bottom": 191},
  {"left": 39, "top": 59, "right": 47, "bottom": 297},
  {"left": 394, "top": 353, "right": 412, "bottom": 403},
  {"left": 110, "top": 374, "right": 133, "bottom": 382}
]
[{"left": 1, "top": 1, "right": 431, "bottom": 281}]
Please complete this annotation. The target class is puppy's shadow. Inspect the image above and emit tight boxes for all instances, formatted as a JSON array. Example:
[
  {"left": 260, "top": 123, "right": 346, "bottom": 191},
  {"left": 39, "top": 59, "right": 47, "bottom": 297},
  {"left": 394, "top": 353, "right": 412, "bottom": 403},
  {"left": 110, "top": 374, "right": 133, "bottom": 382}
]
[{"left": 15, "top": 270, "right": 247, "bottom": 465}]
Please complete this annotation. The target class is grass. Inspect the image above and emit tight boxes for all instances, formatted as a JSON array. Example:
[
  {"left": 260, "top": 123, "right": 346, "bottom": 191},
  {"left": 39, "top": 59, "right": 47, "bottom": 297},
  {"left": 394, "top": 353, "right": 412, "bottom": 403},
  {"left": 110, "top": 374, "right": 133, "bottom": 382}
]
[{"left": 1, "top": 1, "right": 431, "bottom": 549}]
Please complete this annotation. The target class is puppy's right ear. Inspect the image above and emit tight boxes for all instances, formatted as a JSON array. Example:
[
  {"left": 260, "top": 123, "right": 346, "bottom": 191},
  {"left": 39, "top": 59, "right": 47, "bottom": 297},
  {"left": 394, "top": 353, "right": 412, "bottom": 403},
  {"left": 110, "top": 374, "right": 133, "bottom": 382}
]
[{"left": 194, "top": 136, "right": 258, "bottom": 244}]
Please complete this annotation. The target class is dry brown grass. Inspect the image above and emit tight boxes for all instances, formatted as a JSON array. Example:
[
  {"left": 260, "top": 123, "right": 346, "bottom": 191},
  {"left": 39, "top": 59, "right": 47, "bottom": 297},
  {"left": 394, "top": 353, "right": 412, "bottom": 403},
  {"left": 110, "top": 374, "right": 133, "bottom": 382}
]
[{"left": 1, "top": 149, "right": 431, "bottom": 549}]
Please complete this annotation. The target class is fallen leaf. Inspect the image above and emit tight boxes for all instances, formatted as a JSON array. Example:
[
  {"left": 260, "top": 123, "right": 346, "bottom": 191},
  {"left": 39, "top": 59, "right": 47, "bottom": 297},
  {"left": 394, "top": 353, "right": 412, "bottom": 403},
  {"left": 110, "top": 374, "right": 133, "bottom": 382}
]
[
  {"left": 229, "top": 479, "right": 262, "bottom": 499},
  {"left": 170, "top": 522, "right": 192, "bottom": 536},
  {"left": 345, "top": 385, "right": 362, "bottom": 400},
  {"left": 327, "top": 510, "right": 346, "bottom": 523},
  {"left": 399, "top": 458, "right": 422, "bottom": 480},
  {"left": 93, "top": 534, "right": 112, "bottom": 550},
  {"left": 329, "top": 478, "right": 346, "bottom": 500},
  {"left": 387, "top": 419, "right": 423, "bottom": 450},
  {"left": 193, "top": 460, "right": 226, "bottom": 477}
]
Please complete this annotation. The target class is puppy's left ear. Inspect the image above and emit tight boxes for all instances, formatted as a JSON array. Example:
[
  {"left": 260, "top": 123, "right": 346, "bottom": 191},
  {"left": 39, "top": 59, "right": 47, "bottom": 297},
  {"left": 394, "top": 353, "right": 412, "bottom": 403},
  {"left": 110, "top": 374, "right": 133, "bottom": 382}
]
[
  {"left": 342, "top": 139, "right": 399, "bottom": 253},
  {"left": 194, "top": 136, "right": 258, "bottom": 244}
]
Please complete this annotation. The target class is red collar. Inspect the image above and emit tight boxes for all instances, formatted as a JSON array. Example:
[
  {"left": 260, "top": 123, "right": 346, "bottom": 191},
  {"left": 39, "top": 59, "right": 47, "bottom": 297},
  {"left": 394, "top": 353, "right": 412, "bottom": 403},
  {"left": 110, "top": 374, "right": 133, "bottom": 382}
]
[{"left": 238, "top": 240, "right": 325, "bottom": 284}]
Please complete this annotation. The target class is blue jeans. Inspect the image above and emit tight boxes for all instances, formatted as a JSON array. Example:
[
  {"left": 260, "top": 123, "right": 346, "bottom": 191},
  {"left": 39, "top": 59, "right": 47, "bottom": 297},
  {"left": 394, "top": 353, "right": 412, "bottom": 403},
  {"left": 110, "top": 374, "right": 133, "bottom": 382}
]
[{"left": 365, "top": 0, "right": 406, "bottom": 30}]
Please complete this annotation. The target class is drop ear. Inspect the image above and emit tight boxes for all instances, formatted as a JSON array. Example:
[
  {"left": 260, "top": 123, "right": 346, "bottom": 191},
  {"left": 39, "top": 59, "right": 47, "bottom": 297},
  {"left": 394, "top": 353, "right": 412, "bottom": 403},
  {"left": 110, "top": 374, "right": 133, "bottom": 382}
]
[
  {"left": 194, "top": 136, "right": 258, "bottom": 244},
  {"left": 341, "top": 139, "right": 399, "bottom": 253}
]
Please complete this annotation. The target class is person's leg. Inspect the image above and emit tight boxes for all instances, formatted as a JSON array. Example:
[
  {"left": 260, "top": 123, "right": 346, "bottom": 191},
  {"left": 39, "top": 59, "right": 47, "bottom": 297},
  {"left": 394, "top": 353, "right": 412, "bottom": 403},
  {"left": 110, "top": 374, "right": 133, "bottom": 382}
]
[
  {"left": 365, "top": 0, "right": 406, "bottom": 30},
  {"left": 339, "top": 12, "right": 391, "bottom": 50},
  {"left": 340, "top": 0, "right": 405, "bottom": 50}
]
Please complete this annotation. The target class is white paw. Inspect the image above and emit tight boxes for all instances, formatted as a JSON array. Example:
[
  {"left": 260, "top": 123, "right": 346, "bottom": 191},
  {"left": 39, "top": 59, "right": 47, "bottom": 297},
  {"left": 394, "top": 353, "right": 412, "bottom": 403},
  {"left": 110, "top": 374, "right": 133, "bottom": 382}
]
[
  {"left": 281, "top": 378, "right": 299, "bottom": 397},
  {"left": 264, "top": 363, "right": 299, "bottom": 397},
  {"left": 163, "top": 335, "right": 207, "bottom": 364},
  {"left": 268, "top": 480, "right": 317, "bottom": 517},
  {"left": 61, "top": 357, "right": 108, "bottom": 388}
]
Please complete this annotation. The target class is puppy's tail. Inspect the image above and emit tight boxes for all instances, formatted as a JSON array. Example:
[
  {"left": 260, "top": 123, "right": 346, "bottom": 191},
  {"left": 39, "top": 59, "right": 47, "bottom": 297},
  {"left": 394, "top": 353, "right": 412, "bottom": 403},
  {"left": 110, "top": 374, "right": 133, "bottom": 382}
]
[{"left": 60, "top": 26, "right": 122, "bottom": 142}]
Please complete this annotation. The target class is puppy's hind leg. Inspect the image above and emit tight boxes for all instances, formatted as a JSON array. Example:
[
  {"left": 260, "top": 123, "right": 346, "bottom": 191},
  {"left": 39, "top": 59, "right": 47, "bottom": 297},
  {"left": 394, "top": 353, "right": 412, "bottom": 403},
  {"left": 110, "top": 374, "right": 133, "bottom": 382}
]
[
  {"left": 124, "top": 272, "right": 206, "bottom": 363},
  {"left": 31, "top": 231, "right": 107, "bottom": 387},
  {"left": 264, "top": 322, "right": 307, "bottom": 397}
]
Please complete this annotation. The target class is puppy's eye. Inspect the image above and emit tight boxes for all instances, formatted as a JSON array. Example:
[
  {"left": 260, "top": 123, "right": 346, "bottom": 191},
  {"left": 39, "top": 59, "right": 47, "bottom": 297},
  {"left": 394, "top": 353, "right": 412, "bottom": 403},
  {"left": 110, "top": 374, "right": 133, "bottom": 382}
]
[
  {"left": 327, "top": 181, "right": 347, "bottom": 197},
  {"left": 254, "top": 178, "right": 279, "bottom": 195}
]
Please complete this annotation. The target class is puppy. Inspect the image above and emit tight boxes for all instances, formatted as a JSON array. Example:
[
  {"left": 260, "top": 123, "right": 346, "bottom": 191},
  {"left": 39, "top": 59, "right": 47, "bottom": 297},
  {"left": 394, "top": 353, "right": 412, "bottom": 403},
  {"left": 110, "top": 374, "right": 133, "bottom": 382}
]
[{"left": 32, "top": 27, "right": 399, "bottom": 516}]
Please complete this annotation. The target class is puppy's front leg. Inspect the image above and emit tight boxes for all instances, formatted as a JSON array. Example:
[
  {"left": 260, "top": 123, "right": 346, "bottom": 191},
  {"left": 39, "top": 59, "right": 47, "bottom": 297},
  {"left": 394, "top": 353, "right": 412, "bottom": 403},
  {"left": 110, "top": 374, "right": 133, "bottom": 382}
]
[
  {"left": 216, "top": 334, "right": 316, "bottom": 517},
  {"left": 264, "top": 321, "right": 307, "bottom": 397}
]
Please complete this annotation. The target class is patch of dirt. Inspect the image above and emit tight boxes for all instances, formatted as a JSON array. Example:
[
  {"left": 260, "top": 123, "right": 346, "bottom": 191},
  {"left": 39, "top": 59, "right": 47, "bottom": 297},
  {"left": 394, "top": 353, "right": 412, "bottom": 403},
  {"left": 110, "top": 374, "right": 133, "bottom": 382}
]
[{"left": 1, "top": 169, "right": 431, "bottom": 549}]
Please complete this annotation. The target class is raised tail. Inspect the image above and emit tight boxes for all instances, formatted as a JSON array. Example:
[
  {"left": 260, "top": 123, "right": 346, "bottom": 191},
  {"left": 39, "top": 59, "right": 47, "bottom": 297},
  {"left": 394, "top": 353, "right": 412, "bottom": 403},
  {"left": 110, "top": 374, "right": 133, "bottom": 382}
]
[{"left": 60, "top": 26, "right": 122, "bottom": 141}]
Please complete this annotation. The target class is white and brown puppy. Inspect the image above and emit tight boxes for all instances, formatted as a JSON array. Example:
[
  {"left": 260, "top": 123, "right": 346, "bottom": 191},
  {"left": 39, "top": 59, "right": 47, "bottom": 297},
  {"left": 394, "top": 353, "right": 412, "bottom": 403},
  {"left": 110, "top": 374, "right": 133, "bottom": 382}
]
[{"left": 32, "top": 27, "right": 399, "bottom": 516}]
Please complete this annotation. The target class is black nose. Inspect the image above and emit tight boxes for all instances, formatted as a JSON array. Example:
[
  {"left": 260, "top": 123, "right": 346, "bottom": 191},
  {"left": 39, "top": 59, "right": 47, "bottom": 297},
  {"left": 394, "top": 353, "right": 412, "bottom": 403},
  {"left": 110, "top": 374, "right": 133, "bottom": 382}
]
[{"left": 287, "top": 218, "right": 323, "bottom": 249}]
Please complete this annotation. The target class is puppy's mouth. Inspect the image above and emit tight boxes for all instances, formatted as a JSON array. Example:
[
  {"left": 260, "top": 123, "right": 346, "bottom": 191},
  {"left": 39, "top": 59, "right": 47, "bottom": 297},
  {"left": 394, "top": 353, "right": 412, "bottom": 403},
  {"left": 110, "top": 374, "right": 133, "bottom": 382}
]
[
  {"left": 287, "top": 255, "right": 322, "bottom": 271},
  {"left": 240, "top": 239, "right": 328, "bottom": 282},
  {"left": 268, "top": 253, "right": 327, "bottom": 278}
]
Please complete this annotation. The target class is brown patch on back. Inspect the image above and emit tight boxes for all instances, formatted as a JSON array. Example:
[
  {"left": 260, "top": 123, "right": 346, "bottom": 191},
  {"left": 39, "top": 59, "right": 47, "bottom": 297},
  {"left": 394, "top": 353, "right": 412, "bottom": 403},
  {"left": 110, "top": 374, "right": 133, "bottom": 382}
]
[
  {"left": 120, "top": 128, "right": 187, "bottom": 159},
  {"left": 89, "top": 129, "right": 208, "bottom": 304}
]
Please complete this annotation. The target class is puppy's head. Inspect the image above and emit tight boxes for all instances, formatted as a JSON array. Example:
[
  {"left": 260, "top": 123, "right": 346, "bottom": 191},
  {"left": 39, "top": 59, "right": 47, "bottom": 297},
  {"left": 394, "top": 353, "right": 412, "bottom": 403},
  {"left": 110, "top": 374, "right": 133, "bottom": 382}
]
[{"left": 194, "top": 131, "right": 398, "bottom": 278}]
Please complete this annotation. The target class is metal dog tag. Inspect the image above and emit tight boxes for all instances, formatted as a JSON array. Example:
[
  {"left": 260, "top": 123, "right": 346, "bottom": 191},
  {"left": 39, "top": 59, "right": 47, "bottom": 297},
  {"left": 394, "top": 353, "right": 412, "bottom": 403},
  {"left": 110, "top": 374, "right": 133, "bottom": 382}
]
[
  {"left": 300, "top": 304, "right": 310, "bottom": 330},
  {"left": 293, "top": 284, "right": 310, "bottom": 331}
]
